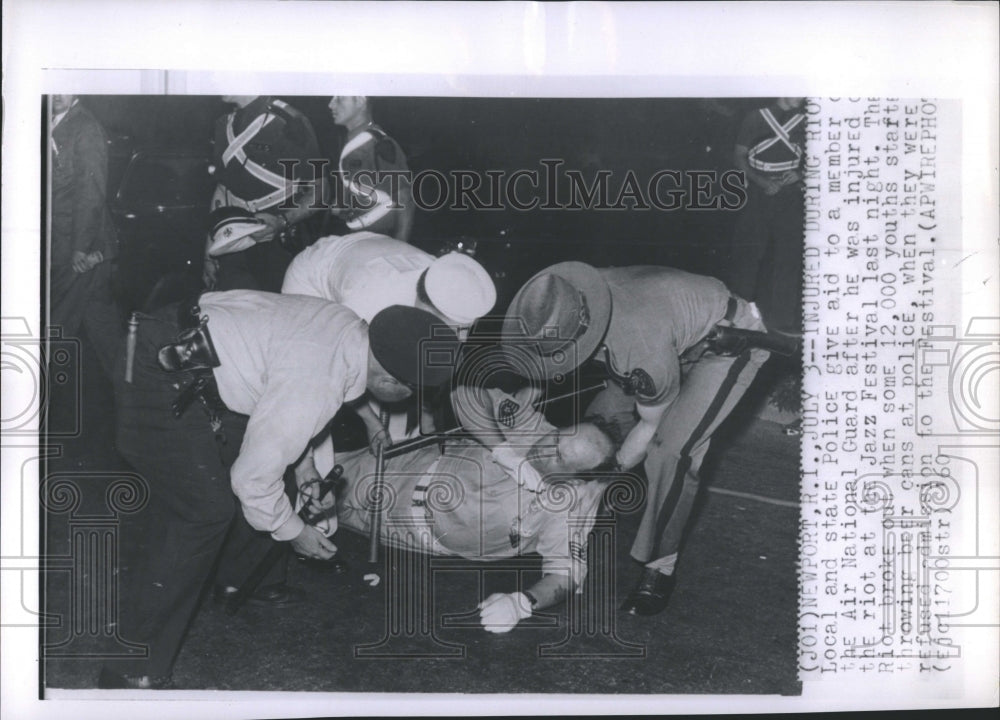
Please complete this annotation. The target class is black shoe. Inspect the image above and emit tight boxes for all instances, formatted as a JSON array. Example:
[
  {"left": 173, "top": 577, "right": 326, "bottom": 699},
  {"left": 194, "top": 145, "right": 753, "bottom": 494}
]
[
  {"left": 296, "top": 553, "right": 349, "bottom": 575},
  {"left": 213, "top": 583, "right": 307, "bottom": 609},
  {"left": 620, "top": 568, "right": 676, "bottom": 616},
  {"left": 97, "top": 666, "right": 175, "bottom": 690}
]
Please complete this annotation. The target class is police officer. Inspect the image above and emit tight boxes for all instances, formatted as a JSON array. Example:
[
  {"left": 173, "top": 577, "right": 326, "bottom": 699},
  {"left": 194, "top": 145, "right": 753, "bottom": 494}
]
[
  {"left": 503, "top": 262, "right": 770, "bottom": 617},
  {"left": 328, "top": 96, "right": 414, "bottom": 242},
  {"left": 98, "top": 293, "right": 459, "bottom": 688},
  {"left": 204, "top": 95, "right": 326, "bottom": 292},
  {"left": 730, "top": 97, "right": 806, "bottom": 335},
  {"left": 282, "top": 231, "right": 496, "bottom": 531}
]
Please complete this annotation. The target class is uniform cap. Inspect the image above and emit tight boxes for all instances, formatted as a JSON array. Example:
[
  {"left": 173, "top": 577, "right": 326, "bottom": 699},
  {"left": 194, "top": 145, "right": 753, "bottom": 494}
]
[
  {"left": 368, "top": 305, "right": 461, "bottom": 387},
  {"left": 207, "top": 207, "right": 265, "bottom": 256},
  {"left": 501, "top": 262, "right": 612, "bottom": 380},
  {"left": 423, "top": 253, "right": 497, "bottom": 327}
]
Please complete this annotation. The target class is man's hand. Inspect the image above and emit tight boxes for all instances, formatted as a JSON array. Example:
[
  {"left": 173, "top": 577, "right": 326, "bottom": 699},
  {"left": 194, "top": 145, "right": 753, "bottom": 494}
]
[
  {"left": 289, "top": 524, "right": 337, "bottom": 560},
  {"left": 250, "top": 212, "right": 285, "bottom": 242},
  {"left": 478, "top": 592, "right": 532, "bottom": 633},
  {"left": 366, "top": 423, "right": 392, "bottom": 455},
  {"left": 202, "top": 255, "right": 219, "bottom": 289},
  {"left": 762, "top": 177, "right": 784, "bottom": 196},
  {"left": 71, "top": 251, "right": 92, "bottom": 273}
]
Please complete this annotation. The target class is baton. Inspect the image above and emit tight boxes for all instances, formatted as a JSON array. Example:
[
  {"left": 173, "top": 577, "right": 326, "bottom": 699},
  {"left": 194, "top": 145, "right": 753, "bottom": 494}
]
[
  {"left": 224, "top": 464, "right": 343, "bottom": 615},
  {"left": 381, "top": 379, "right": 609, "bottom": 459},
  {"left": 363, "top": 407, "right": 392, "bottom": 586}
]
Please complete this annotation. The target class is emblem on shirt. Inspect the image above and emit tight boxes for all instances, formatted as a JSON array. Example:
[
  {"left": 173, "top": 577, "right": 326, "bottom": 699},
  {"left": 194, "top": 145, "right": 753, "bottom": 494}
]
[
  {"left": 616, "top": 367, "right": 656, "bottom": 399},
  {"left": 498, "top": 398, "right": 519, "bottom": 428}
]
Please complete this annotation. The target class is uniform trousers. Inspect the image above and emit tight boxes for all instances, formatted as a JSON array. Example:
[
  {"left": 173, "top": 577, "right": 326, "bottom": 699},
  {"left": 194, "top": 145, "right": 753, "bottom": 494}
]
[
  {"left": 109, "top": 309, "right": 281, "bottom": 677},
  {"left": 586, "top": 301, "right": 769, "bottom": 565}
]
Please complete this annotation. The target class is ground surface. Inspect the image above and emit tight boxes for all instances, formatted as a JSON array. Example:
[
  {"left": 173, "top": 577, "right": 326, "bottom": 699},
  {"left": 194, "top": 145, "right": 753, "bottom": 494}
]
[{"left": 41, "top": 347, "right": 801, "bottom": 696}]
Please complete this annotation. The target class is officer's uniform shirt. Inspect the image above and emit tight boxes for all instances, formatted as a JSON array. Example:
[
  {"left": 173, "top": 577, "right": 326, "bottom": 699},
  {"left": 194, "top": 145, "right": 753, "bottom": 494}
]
[
  {"left": 282, "top": 232, "right": 432, "bottom": 321},
  {"left": 599, "top": 266, "right": 732, "bottom": 409},
  {"left": 335, "top": 435, "right": 604, "bottom": 588},
  {"left": 213, "top": 96, "right": 321, "bottom": 211},
  {"left": 337, "top": 124, "right": 410, "bottom": 235},
  {"left": 199, "top": 291, "right": 368, "bottom": 541},
  {"left": 736, "top": 101, "right": 806, "bottom": 176}
]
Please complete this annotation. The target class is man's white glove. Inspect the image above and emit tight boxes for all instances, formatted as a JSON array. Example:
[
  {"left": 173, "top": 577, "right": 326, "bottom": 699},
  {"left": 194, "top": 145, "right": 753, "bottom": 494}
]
[{"left": 478, "top": 592, "right": 533, "bottom": 634}]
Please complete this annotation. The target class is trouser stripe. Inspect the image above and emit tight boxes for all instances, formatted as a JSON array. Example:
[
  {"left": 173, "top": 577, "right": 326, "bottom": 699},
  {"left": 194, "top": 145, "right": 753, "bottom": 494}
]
[{"left": 651, "top": 350, "right": 753, "bottom": 554}]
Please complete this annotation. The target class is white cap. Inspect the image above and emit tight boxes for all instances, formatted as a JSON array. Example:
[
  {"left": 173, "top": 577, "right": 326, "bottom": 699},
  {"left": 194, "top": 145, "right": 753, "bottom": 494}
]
[
  {"left": 423, "top": 252, "right": 496, "bottom": 326},
  {"left": 207, "top": 207, "right": 266, "bottom": 256}
]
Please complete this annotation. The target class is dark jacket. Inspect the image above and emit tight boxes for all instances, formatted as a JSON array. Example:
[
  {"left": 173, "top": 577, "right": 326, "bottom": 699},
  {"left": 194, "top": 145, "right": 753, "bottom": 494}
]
[{"left": 51, "top": 101, "right": 119, "bottom": 265}]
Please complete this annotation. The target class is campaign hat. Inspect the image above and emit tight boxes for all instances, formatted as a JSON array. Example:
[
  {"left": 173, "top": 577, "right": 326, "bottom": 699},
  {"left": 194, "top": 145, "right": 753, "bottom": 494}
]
[{"left": 501, "top": 261, "right": 612, "bottom": 380}]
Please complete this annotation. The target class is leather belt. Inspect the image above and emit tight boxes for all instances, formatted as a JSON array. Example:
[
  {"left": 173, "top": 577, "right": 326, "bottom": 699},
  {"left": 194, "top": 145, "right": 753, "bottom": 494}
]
[{"left": 723, "top": 296, "right": 738, "bottom": 324}]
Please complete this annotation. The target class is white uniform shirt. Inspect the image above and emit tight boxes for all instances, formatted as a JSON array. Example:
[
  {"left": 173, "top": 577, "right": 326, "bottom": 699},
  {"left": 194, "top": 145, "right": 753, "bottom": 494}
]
[
  {"left": 282, "top": 232, "right": 433, "bottom": 322},
  {"left": 199, "top": 291, "right": 368, "bottom": 541}
]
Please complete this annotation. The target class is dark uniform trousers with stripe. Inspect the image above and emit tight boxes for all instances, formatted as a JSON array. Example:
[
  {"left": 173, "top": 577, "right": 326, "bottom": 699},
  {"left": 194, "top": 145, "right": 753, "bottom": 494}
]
[
  {"left": 109, "top": 308, "right": 280, "bottom": 678},
  {"left": 588, "top": 301, "right": 769, "bottom": 564}
]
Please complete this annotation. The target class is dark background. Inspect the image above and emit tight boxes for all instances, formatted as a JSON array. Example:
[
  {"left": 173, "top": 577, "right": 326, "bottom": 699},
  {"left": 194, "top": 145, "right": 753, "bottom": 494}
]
[
  {"left": 43, "top": 95, "right": 801, "bottom": 695},
  {"left": 83, "top": 95, "right": 767, "bottom": 312}
]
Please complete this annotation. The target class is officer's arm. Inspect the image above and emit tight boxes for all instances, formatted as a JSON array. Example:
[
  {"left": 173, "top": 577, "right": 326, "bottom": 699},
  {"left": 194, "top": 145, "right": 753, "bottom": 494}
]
[
  {"left": 524, "top": 573, "right": 570, "bottom": 611},
  {"left": 477, "top": 573, "right": 570, "bottom": 633},
  {"left": 616, "top": 356, "right": 679, "bottom": 469},
  {"left": 734, "top": 144, "right": 779, "bottom": 194},
  {"left": 617, "top": 400, "right": 669, "bottom": 470},
  {"left": 230, "top": 374, "right": 342, "bottom": 542}
]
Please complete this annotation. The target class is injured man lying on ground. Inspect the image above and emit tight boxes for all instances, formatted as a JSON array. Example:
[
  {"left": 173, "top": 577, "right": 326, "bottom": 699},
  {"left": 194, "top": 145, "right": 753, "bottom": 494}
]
[{"left": 303, "top": 384, "right": 617, "bottom": 633}]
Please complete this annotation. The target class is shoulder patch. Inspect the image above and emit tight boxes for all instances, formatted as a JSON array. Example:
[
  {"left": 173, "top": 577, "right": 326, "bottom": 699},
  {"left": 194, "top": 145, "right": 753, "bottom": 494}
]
[{"left": 614, "top": 366, "right": 658, "bottom": 399}]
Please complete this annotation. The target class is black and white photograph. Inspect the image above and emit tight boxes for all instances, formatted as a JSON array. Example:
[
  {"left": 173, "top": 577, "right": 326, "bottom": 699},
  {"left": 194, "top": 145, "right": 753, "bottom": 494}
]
[
  {"left": 2, "top": 2, "right": 997, "bottom": 718},
  {"left": 37, "top": 91, "right": 805, "bottom": 695}
]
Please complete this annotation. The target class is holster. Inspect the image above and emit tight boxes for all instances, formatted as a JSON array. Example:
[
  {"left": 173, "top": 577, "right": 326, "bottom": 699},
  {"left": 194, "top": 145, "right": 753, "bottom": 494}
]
[
  {"left": 682, "top": 297, "right": 801, "bottom": 361},
  {"left": 157, "top": 305, "right": 220, "bottom": 373},
  {"left": 703, "top": 325, "right": 800, "bottom": 358},
  {"left": 154, "top": 303, "right": 227, "bottom": 427}
]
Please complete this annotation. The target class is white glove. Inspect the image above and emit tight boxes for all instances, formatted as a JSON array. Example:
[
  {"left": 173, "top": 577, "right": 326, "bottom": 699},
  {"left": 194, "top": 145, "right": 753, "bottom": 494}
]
[{"left": 478, "top": 592, "right": 533, "bottom": 634}]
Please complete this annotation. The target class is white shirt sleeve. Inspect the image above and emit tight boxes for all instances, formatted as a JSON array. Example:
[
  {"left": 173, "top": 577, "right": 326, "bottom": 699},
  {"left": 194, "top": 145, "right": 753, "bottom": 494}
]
[{"left": 229, "top": 341, "right": 364, "bottom": 541}]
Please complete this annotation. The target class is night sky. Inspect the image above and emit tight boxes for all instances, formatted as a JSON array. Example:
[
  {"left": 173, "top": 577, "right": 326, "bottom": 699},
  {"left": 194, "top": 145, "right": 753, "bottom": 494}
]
[{"left": 74, "top": 95, "right": 776, "bottom": 308}]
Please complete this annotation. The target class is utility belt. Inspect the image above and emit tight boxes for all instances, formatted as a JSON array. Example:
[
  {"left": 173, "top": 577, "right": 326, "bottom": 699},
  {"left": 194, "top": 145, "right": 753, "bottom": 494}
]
[{"left": 155, "top": 300, "right": 228, "bottom": 442}]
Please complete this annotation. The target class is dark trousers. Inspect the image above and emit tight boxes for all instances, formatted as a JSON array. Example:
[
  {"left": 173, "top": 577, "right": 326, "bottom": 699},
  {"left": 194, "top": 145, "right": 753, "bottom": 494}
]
[
  {"left": 109, "top": 310, "right": 284, "bottom": 678},
  {"left": 111, "top": 312, "right": 237, "bottom": 677},
  {"left": 729, "top": 186, "right": 804, "bottom": 334},
  {"left": 50, "top": 261, "right": 122, "bottom": 380}
]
